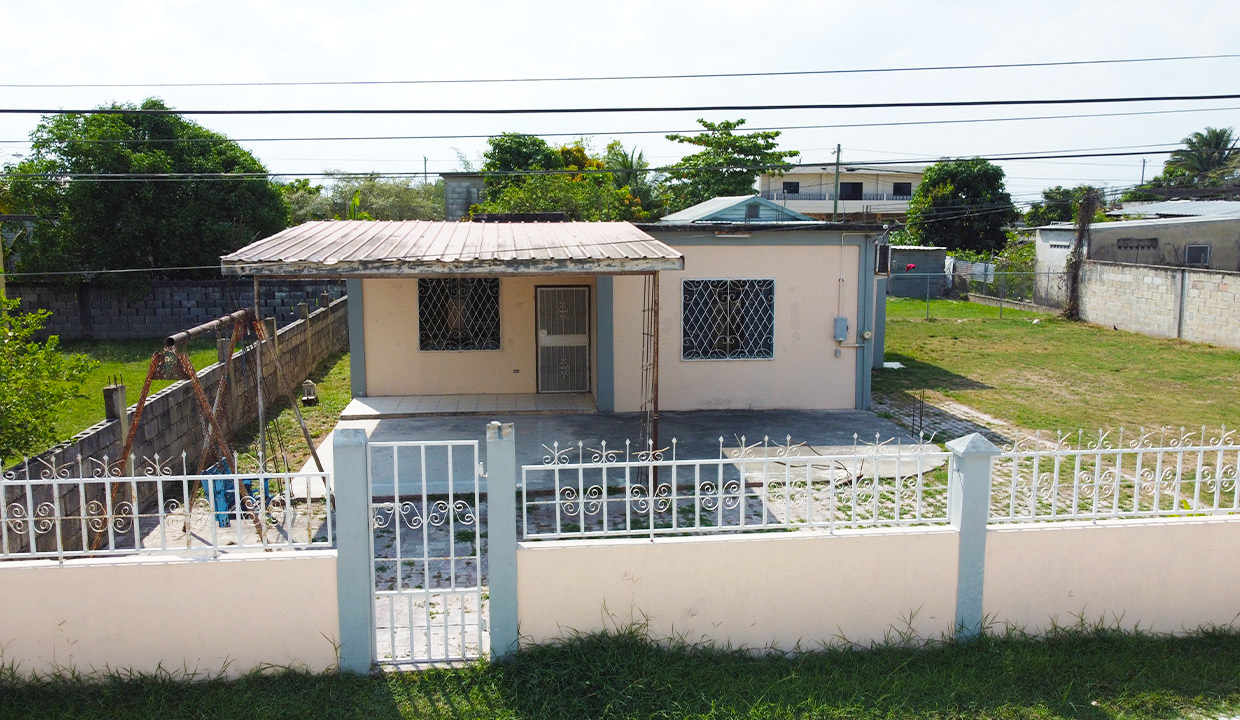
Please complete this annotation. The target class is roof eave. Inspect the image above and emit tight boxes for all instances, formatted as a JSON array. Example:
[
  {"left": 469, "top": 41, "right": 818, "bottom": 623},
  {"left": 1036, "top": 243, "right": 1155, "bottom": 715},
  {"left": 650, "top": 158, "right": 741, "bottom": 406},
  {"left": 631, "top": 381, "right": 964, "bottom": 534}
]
[{"left": 220, "top": 255, "right": 685, "bottom": 277}]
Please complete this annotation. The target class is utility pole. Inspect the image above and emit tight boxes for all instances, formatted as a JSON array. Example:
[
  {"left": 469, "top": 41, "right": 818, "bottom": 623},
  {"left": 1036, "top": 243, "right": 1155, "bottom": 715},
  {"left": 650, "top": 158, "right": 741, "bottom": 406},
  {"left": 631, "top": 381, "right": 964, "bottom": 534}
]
[
  {"left": 424, "top": 156, "right": 428, "bottom": 185},
  {"left": 832, "top": 144, "right": 842, "bottom": 222},
  {"left": 1140, "top": 158, "right": 1146, "bottom": 185}
]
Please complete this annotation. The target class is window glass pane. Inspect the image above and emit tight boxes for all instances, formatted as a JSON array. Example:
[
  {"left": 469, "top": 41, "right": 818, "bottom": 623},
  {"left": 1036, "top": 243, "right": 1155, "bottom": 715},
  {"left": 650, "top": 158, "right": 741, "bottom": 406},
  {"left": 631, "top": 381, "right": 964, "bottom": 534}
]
[
  {"left": 682, "top": 279, "right": 774, "bottom": 360},
  {"left": 418, "top": 278, "right": 501, "bottom": 351},
  {"left": 840, "top": 182, "right": 863, "bottom": 200}
]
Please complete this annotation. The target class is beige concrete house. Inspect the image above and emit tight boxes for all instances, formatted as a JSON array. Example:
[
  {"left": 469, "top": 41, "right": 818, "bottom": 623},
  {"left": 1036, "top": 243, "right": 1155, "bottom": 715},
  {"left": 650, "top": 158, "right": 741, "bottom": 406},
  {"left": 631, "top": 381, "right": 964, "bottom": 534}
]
[
  {"left": 221, "top": 218, "right": 883, "bottom": 414},
  {"left": 758, "top": 164, "right": 925, "bottom": 222}
]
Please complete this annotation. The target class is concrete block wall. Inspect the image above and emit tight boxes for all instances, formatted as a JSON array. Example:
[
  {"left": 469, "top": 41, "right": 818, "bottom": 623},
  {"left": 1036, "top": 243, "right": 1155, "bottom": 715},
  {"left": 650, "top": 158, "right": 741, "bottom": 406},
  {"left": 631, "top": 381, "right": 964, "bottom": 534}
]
[
  {"left": 2, "top": 298, "right": 349, "bottom": 554},
  {"left": 1079, "top": 260, "right": 1240, "bottom": 349},
  {"left": 7, "top": 280, "right": 345, "bottom": 340}
]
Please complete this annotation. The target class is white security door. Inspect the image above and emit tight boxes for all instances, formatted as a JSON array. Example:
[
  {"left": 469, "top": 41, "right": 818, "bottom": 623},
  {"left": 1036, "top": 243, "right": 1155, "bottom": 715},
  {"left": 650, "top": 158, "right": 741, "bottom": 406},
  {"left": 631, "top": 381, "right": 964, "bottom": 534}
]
[{"left": 536, "top": 286, "right": 590, "bottom": 393}]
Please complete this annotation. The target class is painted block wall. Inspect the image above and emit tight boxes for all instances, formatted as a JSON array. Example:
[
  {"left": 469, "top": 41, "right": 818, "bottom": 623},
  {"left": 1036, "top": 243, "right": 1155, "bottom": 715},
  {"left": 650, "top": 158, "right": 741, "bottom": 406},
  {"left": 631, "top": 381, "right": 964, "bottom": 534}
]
[
  {"left": 0, "top": 552, "right": 339, "bottom": 679},
  {"left": 612, "top": 238, "right": 862, "bottom": 412},
  {"left": 517, "top": 529, "right": 960, "bottom": 650},
  {"left": 984, "top": 518, "right": 1240, "bottom": 633},
  {"left": 361, "top": 276, "right": 598, "bottom": 397}
]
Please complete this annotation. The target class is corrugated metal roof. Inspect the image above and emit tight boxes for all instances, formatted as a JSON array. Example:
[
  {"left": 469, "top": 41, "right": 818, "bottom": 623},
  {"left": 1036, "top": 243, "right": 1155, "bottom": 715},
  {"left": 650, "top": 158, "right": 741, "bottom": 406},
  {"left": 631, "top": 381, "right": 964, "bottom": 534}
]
[
  {"left": 1114, "top": 200, "right": 1240, "bottom": 218},
  {"left": 220, "top": 220, "right": 684, "bottom": 276},
  {"left": 1032, "top": 213, "right": 1240, "bottom": 232},
  {"left": 659, "top": 195, "right": 815, "bottom": 224}
]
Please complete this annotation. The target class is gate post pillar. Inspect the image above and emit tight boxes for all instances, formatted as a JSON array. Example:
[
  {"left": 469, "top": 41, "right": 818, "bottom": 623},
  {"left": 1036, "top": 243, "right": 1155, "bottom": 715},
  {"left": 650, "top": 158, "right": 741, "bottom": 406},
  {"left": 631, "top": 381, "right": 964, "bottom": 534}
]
[
  {"left": 333, "top": 427, "right": 374, "bottom": 673},
  {"left": 946, "top": 432, "right": 1000, "bottom": 641},
  {"left": 486, "top": 421, "right": 519, "bottom": 660}
]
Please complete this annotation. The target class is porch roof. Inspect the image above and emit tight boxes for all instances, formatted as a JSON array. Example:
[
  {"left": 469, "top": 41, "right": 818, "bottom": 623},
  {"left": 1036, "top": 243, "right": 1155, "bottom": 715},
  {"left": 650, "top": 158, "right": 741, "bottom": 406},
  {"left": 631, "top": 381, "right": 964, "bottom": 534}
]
[{"left": 220, "top": 220, "right": 684, "bottom": 277}]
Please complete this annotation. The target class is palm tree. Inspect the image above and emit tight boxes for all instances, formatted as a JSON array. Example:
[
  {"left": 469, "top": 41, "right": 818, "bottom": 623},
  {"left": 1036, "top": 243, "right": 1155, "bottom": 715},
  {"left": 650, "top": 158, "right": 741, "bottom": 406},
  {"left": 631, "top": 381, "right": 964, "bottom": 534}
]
[{"left": 1166, "top": 126, "right": 1238, "bottom": 180}]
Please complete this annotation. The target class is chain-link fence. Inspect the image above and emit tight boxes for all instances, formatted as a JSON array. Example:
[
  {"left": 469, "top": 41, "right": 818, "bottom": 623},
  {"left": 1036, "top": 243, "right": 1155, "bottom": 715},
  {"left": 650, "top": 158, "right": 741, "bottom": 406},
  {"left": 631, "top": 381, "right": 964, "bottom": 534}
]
[{"left": 885, "top": 269, "right": 1069, "bottom": 319}]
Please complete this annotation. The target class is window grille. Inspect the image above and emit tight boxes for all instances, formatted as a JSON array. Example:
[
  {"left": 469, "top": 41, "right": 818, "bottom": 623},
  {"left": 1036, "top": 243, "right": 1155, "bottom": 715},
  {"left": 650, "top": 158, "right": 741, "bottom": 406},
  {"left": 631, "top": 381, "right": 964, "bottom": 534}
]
[
  {"left": 418, "top": 278, "right": 501, "bottom": 351},
  {"left": 682, "top": 279, "right": 774, "bottom": 360}
]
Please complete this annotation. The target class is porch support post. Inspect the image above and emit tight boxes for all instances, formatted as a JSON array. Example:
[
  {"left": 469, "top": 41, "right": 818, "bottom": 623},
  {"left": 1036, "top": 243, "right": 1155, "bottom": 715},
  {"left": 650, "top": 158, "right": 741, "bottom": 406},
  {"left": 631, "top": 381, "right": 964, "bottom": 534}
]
[
  {"left": 596, "top": 276, "right": 615, "bottom": 412},
  {"left": 854, "top": 235, "right": 876, "bottom": 409},
  {"left": 346, "top": 279, "right": 367, "bottom": 397},
  {"left": 486, "top": 421, "right": 519, "bottom": 660},
  {"left": 946, "top": 432, "right": 1000, "bottom": 641},
  {"left": 872, "top": 276, "right": 887, "bottom": 369},
  {"left": 333, "top": 427, "right": 374, "bottom": 673}
]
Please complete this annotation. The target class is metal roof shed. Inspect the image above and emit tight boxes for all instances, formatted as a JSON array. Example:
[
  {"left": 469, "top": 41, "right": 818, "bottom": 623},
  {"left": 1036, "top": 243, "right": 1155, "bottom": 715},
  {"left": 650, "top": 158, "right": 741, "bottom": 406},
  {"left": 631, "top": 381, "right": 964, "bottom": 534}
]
[{"left": 220, "top": 220, "right": 684, "bottom": 277}]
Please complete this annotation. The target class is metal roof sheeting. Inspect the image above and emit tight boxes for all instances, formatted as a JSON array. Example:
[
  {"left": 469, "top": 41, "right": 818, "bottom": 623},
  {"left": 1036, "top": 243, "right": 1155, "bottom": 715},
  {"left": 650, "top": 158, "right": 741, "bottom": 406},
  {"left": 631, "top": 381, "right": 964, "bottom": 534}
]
[
  {"left": 1113, "top": 200, "right": 1240, "bottom": 218},
  {"left": 220, "top": 220, "right": 684, "bottom": 276}
]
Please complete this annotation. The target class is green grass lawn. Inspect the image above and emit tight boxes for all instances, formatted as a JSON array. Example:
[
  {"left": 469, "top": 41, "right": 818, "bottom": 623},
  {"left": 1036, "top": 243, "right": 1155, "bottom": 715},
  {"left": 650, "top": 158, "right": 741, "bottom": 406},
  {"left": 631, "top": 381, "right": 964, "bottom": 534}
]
[
  {"left": 230, "top": 351, "right": 352, "bottom": 473},
  {"left": 875, "top": 298, "right": 1240, "bottom": 433},
  {"left": 47, "top": 339, "right": 219, "bottom": 451},
  {"left": 3, "top": 628, "right": 1239, "bottom": 719}
]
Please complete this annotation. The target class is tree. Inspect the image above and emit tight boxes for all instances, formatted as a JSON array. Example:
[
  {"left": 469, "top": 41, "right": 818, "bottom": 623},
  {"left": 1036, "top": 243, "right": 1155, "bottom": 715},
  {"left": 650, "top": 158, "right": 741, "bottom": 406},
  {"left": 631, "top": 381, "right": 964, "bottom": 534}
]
[
  {"left": 1024, "top": 185, "right": 1103, "bottom": 227},
  {"left": 1166, "top": 126, "right": 1237, "bottom": 181},
  {"left": 663, "top": 119, "right": 799, "bottom": 212},
  {"left": 604, "top": 140, "right": 666, "bottom": 217},
  {"left": 480, "top": 133, "right": 564, "bottom": 194},
  {"left": 6, "top": 98, "right": 288, "bottom": 283},
  {"left": 280, "top": 178, "right": 333, "bottom": 225},
  {"left": 0, "top": 297, "right": 94, "bottom": 464},
  {"left": 906, "top": 158, "right": 1019, "bottom": 253},
  {"left": 323, "top": 172, "right": 443, "bottom": 221},
  {"left": 473, "top": 137, "right": 649, "bottom": 221}
]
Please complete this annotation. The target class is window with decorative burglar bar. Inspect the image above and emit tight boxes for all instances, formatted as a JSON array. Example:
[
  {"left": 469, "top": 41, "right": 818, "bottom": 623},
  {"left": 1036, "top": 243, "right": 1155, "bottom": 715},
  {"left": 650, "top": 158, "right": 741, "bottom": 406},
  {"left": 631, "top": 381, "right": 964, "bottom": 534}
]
[
  {"left": 682, "top": 279, "right": 774, "bottom": 359},
  {"left": 418, "top": 278, "right": 501, "bottom": 351}
]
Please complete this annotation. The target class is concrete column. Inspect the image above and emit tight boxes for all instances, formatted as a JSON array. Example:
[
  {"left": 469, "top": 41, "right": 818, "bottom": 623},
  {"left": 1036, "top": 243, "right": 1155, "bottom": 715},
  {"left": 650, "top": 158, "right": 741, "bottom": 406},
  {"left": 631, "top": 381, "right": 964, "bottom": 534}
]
[
  {"left": 333, "top": 427, "right": 374, "bottom": 673},
  {"left": 103, "top": 382, "right": 132, "bottom": 475},
  {"left": 346, "top": 279, "right": 367, "bottom": 397},
  {"left": 486, "top": 421, "right": 519, "bottom": 660},
  {"left": 946, "top": 432, "right": 1001, "bottom": 640},
  {"left": 298, "top": 302, "right": 310, "bottom": 321},
  {"left": 872, "top": 277, "right": 888, "bottom": 369}
]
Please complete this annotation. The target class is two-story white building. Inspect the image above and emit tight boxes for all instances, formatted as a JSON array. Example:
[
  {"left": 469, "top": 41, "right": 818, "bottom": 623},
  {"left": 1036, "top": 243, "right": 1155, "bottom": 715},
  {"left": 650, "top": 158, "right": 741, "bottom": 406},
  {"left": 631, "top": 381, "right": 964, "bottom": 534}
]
[{"left": 758, "top": 164, "right": 926, "bottom": 223}]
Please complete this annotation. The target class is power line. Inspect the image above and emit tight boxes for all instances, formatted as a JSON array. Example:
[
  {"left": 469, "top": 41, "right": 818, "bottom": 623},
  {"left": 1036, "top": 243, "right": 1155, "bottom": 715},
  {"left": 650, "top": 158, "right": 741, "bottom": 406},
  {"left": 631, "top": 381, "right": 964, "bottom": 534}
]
[
  {"left": 4, "top": 93, "right": 1240, "bottom": 116},
  {"left": 0, "top": 149, "right": 1184, "bottom": 183},
  {"left": 4, "top": 53, "right": 1237, "bottom": 89},
  {"left": 6, "top": 106, "right": 1237, "bottom": 146}
]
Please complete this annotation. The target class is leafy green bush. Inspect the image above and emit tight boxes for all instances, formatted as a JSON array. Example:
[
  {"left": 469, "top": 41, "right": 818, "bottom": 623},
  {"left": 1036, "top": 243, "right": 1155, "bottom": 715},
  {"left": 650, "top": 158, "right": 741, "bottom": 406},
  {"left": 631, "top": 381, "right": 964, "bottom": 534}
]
[{"left": 0, "top": 298, "right": 95, "bottom": 464}]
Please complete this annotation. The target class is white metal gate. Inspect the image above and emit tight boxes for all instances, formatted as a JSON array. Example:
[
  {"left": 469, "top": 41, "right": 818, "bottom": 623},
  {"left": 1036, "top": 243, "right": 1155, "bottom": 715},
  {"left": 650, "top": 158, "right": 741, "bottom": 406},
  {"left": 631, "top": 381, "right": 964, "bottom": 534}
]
[
  {"left": 537, "top": 286, "right": 590, "bottom": 393},
  {"left": 367, "top": 440, "right": 487, "bottom": 664}
]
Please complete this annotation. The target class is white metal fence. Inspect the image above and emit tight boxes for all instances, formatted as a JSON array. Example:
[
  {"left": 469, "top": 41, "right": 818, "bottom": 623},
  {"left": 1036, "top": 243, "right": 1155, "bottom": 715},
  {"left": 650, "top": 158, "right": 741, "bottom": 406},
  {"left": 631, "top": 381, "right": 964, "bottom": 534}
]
[
  {"left": 1, "top": 453, "right": 332, "bottom": 560},
  {"left": 521, "top": 435, "right": 952, "bottom": 540},
  {"left": 991, "top": 427, "right": 1239, "bottom": 523},
  {"left": 520, "top": 427, "right": 1240, "bottom": 540}
]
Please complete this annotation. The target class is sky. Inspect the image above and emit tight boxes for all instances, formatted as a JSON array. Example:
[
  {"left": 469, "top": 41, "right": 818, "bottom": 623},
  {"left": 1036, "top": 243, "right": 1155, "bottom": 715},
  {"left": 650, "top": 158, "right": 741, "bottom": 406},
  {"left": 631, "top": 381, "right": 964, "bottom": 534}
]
[{"left": 2, "top": 0, "right": 1239, "bottom": 207}]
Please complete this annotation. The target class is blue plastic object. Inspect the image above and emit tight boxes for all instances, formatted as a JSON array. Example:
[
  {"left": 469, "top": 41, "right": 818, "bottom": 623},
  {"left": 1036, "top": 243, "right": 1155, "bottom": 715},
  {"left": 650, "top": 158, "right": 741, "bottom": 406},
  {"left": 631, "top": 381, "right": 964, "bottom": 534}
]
[{"left": 203, "top": 459, "right": 269, "bottom": 527}]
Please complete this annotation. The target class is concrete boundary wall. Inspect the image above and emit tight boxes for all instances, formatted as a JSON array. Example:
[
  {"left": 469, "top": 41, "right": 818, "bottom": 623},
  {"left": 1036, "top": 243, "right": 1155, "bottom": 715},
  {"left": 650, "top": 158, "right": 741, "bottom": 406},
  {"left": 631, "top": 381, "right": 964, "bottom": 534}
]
[
  {"left": 0, "top": 551, "right": 339, "bottom": 678},
  {"left": 518, "top": 516, "right": 1240, "bottom": 650},
  {"left": 1079, "top": 261, "right": 1240, "bottom": 349},
  {"left": 984, "top": 518, "right": 1240, "bottom": 634},
  {"left": 8, "top": 280, "right": 346, "bottom": 341},
  {"left": 517, "top": 529, "right": 961, "bottom": 650}
]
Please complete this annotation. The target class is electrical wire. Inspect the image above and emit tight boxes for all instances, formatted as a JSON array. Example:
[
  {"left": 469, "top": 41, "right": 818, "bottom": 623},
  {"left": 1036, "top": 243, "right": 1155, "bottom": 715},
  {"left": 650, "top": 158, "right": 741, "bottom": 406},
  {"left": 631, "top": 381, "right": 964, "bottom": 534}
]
[
  {"left": 4, "top": 53, "right": 1236, "bottom": 88},
  {"left": 5, "top": 106, "right": 1237, "bottom": 147},
  {"left": 5, "top": 92, "right": 1240, "bottom": 116}
]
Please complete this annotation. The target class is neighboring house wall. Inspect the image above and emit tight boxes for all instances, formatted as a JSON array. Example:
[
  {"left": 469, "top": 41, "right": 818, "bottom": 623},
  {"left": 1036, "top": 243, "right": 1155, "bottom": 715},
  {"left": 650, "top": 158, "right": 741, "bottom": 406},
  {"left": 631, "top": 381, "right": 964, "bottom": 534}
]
[
  {"left": 1034, "top": 227, "right": 1076, "bottom": 307},
  {"left": 443, "top": 174, "right": 486, "bottom": 220},
  {"left": 613, "top": 232, "right": 866, "bottom": 412},
  {"left": 361, "top": 276, "right": 598, "bottom": 397},
  {"left": 758, "top": 168, "right": 923, "bottom": 220},
  {"left": 8, "top": 280, "right": 345, "bottom": 340},
  {"left": 888, "top": 246, "right": 947, "bottom": 298},
  {"left": 1085, "top": 217, "right": 1240, "bottom": 272},
  {"left": 1078, "top": 260, "right": 1240, "bottom": 349}
]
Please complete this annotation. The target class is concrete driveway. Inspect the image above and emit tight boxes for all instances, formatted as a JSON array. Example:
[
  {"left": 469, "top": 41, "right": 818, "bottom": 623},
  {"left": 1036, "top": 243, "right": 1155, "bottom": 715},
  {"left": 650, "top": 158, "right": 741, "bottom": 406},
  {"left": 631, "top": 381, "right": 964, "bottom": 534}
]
[{"left": 304, "top": 409, "right": 921, "bottom": 496}]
